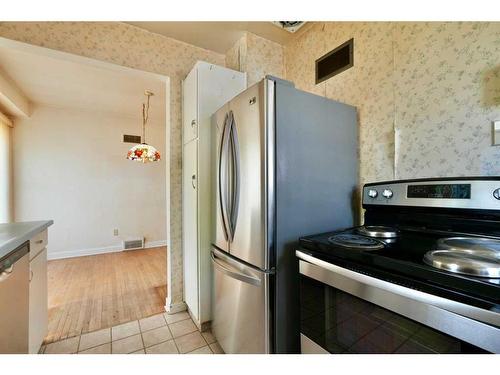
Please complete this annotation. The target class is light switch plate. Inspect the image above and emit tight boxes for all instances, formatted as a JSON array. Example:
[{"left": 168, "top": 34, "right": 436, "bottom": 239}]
[{"left": 493, "top": 121, "right": 500, "bottom": 146}]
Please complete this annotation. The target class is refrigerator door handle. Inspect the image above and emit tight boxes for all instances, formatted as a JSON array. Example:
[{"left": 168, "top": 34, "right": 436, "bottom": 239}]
[
  {"left": 211, "top": 251, "right": 261, "bottom": 287},
  {"left": 228, "top": 110, "right": 240, "bottom": 240},
  {"left": 219, "top": 112, "right": 231, "bottom": 241}
]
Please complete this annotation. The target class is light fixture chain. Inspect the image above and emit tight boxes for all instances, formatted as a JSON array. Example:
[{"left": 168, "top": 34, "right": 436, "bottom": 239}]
[{"left": 142, "top": 93, "right": 151, "bottom": 144}]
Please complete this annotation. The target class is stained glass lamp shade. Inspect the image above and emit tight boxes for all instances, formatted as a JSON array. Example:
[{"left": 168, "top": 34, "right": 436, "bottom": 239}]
[
  {"left": 127, "top": 143, "right": 160, "bottom": 163},
  {"left": 127, "top": 90, "right": 161, "bottom": 163}
]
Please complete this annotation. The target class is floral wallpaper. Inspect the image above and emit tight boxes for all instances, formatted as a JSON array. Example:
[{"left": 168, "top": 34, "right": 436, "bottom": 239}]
[
  {"left": 226, "top": 32, "right": 284, "bottom": 86},
  {"left": 285, "top": 22, "right": 500, "bottom": 184},
  {"left": 394, "top": 22, "right": 500, "bottom": 178},
  {"left": 225, "top": 34, "right": 245, "bottom": 73},
  {"left": 245, "top": 32, "right": 284, "bottom": 86},
  {"left": 0, "top": 21, "right": 226, "bottom": 310}
]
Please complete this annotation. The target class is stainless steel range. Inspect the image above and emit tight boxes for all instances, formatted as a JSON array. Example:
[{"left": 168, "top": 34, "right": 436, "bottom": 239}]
[{"left": 297, "top": 178, "right": 500, "bottom": 354}]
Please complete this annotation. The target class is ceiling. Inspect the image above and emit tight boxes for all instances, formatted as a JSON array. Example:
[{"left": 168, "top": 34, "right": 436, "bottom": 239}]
[
  {"left": 126, "top": 21, "right": 299, "bottom": 53},
  {"left": 0, "top": 44, "right": 166, "bottom": 122}
]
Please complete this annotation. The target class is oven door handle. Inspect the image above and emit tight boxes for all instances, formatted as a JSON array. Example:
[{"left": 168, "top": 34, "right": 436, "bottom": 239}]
[{"left": 296, "top": 250, "right": 500, "bottom": 353}]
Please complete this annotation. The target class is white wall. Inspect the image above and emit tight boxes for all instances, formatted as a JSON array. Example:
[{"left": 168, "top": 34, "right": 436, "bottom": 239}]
[{"left": 13, "top": 104, "right": 167, "bottom": 259}]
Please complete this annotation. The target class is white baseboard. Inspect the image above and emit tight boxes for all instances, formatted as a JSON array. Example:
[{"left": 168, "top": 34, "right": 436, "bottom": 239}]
[
  {"left": 48, "top": 244, "right": 122, "bottom": 260},
  {"left": 47, "top": 239, "right": 167, "bottom": 260},
  {"left": 144, "top": 240, "right": 167, "bottom": 249}
]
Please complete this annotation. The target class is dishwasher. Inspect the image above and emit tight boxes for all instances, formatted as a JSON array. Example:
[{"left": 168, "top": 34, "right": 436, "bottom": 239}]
[{"left": 0, "top": 241, "right": 29, "bottom": 353}]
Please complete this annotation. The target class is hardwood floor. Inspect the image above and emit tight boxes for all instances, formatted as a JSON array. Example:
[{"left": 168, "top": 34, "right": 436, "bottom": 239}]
[{"left": 45, "top": 247, "right": 167, "bottom": 344}]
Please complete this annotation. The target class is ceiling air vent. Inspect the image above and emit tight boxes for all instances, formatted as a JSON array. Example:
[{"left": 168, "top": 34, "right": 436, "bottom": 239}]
[
  {"left": 271, "top": 21, "right": 306, "bottom": 33},
  {"left": 123, "top": 134, "right": 141, "bottom": 144}
]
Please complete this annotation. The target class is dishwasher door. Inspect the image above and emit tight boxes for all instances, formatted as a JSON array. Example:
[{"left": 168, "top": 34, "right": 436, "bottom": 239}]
[{"left": 0, "top": 242, "right": 30, "bottom": 353}]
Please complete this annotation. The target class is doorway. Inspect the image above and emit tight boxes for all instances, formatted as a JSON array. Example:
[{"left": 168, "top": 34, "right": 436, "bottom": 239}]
[{"left": 0, "top": 38, "right": 171, "bottom": 344}]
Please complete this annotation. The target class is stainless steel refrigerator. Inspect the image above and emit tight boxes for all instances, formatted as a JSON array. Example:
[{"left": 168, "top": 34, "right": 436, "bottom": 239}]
[{"left": 211, "top": 76, "right": 358, "bottom": 353}]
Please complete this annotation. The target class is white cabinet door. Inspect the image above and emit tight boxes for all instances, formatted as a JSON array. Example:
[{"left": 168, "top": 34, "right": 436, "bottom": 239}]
[
  {"left": 198, "top": 63, "right": 247, "bottom": 120},
  {"left": 182, "top": 69, "right": 198, "bottom": 144},
  {"left": 29, "top": 248, "right": 47, "bottom": 354},
  {"left": 182, "top": 139, "right": 199, "bottom": 319}
]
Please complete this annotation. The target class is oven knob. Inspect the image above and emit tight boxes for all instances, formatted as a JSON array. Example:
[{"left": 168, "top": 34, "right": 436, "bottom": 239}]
[
  {"left": 493, "top": 188, "right": 500, "bottom": 200},
  {"left": 382, "top": 189, "right": 393, "bottom": 199},
  {"left": 367, "top": 189, "right": 378, "bottom": 198}
]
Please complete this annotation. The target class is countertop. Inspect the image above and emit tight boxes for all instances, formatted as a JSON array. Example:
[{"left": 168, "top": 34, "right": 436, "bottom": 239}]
[{"left": 0, "top": 221, "right": 53, "bottom": 260}]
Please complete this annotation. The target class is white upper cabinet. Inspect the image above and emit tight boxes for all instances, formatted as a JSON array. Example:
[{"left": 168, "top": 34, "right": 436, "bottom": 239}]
[
  {"left": 183, "top": 62, "right": 248, "bottom": 145},
  {"left": 182, "top": 68, "right": 198, "bottom": 144}
]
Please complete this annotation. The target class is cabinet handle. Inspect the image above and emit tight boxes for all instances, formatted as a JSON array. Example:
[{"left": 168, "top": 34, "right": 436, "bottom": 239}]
[
  {"left": 35, "top": 239, "right": 43, "bottom": 244},
  {"left": 191, "top": 174, "right": 196, "bottom": 189},
  {"left": 191, "top": 119, "right": 196, "bottom": 128}
]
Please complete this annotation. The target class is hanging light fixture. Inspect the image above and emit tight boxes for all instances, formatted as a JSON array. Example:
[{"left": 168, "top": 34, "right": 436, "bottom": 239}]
[{"left": 126, "top": 90, "right": 161, "bottom": 163}]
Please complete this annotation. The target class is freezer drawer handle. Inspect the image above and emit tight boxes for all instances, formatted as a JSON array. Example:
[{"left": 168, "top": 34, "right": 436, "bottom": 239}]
[{"left": 211, "top": 252, "right": 261, "bottom": 287}]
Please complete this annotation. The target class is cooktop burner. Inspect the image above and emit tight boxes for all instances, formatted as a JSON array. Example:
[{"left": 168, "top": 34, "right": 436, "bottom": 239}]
[
  {"left": 356, "top": 225, "right": 400, "bottom": 238},
  {"left": 437, "top": 237, "right": 500, "bottom": 252},
  {"left": 421, "top": 237, "right": 500, "bottom": 278},
  {"left": 423, "top": 249, "right": 500, "bottom": 278},
  {"left": 327, "top": 233, "right": 384, "bottom": 250}
]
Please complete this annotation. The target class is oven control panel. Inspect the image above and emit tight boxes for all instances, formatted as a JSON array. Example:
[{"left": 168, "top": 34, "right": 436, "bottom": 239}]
[{"left": 363, "top": 179, "right": 500, "bottom": 210}]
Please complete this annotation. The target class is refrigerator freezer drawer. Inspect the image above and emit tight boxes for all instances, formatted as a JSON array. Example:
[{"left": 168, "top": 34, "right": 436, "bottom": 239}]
[{"left": 211, "top": 248, "right": 271, "bottom": 353}]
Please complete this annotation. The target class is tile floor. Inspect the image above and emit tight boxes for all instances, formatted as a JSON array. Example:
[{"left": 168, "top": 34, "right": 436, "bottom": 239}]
[{"left": 41, "top": 311, "right": 224, "bottom": 354}]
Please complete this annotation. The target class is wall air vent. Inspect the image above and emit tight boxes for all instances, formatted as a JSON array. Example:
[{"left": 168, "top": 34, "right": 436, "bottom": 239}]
[
  {"left": 316, "top": 38, "right": 354, "bottom": 84},
  {"left": 123, "top": 237, "right": 144, "bottom": 250},
  {"left": 123, "top": 134, "right": 141, "bottom": 143},
  {"left": 271, "top": 21, "right": 306, "bottom": 33}
]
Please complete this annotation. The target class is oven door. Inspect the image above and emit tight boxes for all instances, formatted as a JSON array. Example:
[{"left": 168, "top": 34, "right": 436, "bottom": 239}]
[{"left": 296, "top": 250, "right": 500, "bottom": 354}]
